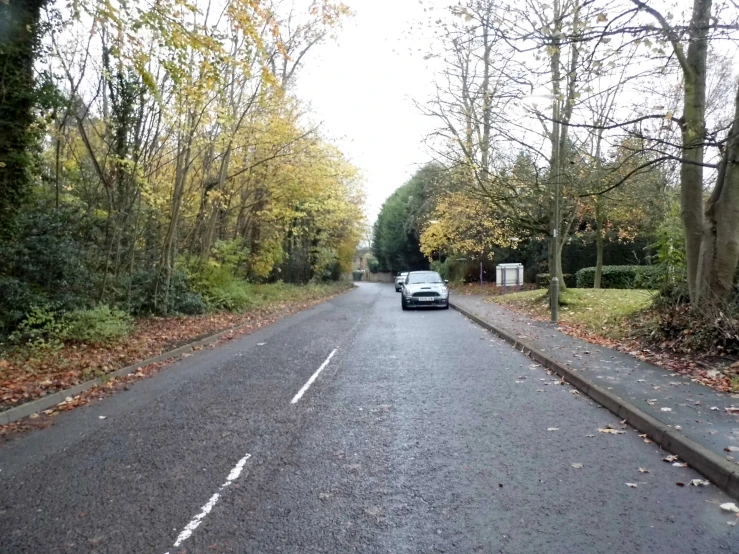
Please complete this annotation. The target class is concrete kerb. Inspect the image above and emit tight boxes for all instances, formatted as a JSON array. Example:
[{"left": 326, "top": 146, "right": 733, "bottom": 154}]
[
  {"left": 450, "top": 300, "right": 739, "bottom": 501},
  {"left": 0, "top": 317, "right": 261, "bottom": 426}
]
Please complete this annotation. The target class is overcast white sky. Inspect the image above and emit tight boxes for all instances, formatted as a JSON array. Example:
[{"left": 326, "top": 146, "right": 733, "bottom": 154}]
[{"left": 295, "top": 0, "right": 444, "bottom": 224}]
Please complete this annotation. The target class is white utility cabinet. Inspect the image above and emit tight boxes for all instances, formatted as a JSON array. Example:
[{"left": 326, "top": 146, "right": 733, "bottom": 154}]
[{"left": 496, "top": 263, "right": 524, "bottom": 286}]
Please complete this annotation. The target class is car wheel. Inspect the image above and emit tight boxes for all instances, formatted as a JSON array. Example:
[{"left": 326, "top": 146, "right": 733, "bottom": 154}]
[{"left": 401, "top": 297, "right": 408, "bottom": 310}]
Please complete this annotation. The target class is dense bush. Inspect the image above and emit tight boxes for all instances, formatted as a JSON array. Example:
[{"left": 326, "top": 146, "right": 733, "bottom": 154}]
[
  {"left": 9, "top": 304, "right": 133, "bottom": 348},
  {"left": 187, "top": 262, "right": 255, "bottom": 312},
  {"left": 575, "top": 265, "right": 665, "bottom": 289},
  {"left": 430, "top": 259, "right": 451, "bottom": 281},
  {"left": 536, "top": 273, "right": 576, "bottom": 288},
  {"left": 62, "top": 305, "right": 133, "bottom": 343},
  {"left": 8, "top": 305, "right": 68, "bottom": 350},
  {"left": 122, "top": 268, "right": 206, "bottom": 316},
  {"left": 0, "top": 276, "right": 48, "bottom": 334},
  {"left": 0, "top": 207, "right": 97, "bottom": 334}
]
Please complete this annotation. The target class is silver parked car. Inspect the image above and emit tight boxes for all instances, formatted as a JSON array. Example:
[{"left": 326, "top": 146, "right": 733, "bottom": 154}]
[
  {"left": 394, "top": 272, "right": 408, "bottom": 292},
  {"left": 400, "top": 271, "right": 449, "bottom": 310}
]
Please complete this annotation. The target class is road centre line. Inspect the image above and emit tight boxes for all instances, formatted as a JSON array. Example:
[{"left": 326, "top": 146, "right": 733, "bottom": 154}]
[
  {"left": 290, "top": 349, "right": 338, "bottom": 404},
  {"left": 164, "top": 347, "right": 336, "bottom": 551},
  {"left": 164, "top": 453, "right": 251, "bottom": 553}
]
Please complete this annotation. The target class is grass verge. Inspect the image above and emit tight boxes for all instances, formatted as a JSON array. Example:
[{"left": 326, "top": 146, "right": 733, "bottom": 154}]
[
  {"left": 449, "top": 282, "right": 537, "bottom": 296},
  {"left": 490, "top": 288, "right": 655, "bottom": 339},
  {"left": 484, "top": 287, "right": 739, "bottom": 393}
]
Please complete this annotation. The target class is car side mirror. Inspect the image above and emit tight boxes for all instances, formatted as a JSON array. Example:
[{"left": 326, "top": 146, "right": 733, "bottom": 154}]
[{"left": 444, "top": 280, "right": 449, "bottom": 284}]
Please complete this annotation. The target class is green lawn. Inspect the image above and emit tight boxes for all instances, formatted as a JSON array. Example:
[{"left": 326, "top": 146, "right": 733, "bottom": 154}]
[{"left": 490, "top": 288, "right": 655, "bottom": 338}]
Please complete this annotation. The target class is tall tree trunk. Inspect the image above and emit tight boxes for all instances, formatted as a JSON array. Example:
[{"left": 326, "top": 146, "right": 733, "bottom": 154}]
[
  {"left": 156, "top": 128, "right": 191, "bottom": 313},
  {"left": 634, "top": 0, "right": 721, "bottom": 305},
  {"left": 549, "top": 0, "right": 563, "bottom": 291},
  {"left": 200, "top": 146, "right": 231, "bottom": 259},
  {"left": 698, "top": 83, "right": 739, "bottom": 303},
  {"left": 679, "top": 0, "right": 711, "bottom": 302},
  {"left": 547, "top": 0, "right": 580, "bottom": 291}
]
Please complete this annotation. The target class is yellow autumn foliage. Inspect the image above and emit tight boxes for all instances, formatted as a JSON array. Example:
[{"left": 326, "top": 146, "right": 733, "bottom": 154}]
[{"left": 420, "top": 192, "right": 511, "bottom": 261}]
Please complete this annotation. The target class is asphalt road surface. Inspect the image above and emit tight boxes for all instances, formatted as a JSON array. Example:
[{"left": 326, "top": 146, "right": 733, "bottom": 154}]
[{"left": 1, "top": 283, "right": 737, "bottom": 553}]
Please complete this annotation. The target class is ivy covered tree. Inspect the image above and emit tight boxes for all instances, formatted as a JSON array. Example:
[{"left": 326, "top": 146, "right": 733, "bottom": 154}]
[{"left": 0, "top": 0, "right": 49, "bottom": 232}]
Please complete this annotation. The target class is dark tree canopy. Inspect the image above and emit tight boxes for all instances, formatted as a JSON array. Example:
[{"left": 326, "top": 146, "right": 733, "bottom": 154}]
[{"left": 372, "top": 164, "right": 447, "bottom": 273}]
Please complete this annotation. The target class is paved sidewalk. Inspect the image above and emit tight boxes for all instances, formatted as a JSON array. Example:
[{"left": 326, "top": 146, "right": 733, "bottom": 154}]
[{"left": 452, "top": 294, "right": 739, "bottom": 467}]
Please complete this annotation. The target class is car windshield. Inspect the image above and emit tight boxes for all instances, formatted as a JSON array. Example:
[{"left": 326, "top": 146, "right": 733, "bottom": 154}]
[{"left": 407, "top": 272, "right": 443, "bottom": 284}]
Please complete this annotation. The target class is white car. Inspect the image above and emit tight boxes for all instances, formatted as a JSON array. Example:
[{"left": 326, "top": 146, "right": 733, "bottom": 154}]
[
  {"left": 394, "top": 272, "right": 408, "bottom": 292},
  {"left": 400, "top": 271, "right": 449, "bottom": 310}
]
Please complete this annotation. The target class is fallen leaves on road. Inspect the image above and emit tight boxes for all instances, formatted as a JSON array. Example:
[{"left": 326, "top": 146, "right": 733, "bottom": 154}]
[
  {"left": 639, "top": 468, "right": 649, "bottom": 473},
  {"left": 724, "top": 446, "right": 739, "bottom": 452},
  {"left": 660, "top": 407, "right": 672, "bottom": 412},
  {"left": 720, "top": 503, "right": 739, "bottom": 513},
  {"left": 598, "top": 428, "right": 626, "bottom": 435},
  {"left": 663, "top": 455, "right": 679, "bottom": 462},
  {"left": 571, "top": 463, "right": 583, "bottom": 469},
  {"left": 690, "top": 479, "right": 709, "bottom": 486},
  {"left": 547, "top": 427, "right": 560, "bottom": 431},
  {"left": 626, "top": 483, "right": 638, "bottom": 488},
  {"left": 673, "top": 462, "right": 688, "bottom": 467}
]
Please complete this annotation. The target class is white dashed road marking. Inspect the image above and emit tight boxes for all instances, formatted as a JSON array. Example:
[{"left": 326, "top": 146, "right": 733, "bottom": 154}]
[
  {"left": 290, "top": 349, "right": 338, "bottom": 404},
  {"left": 164, "top": 453, "right": 251, "bottom": 553}
]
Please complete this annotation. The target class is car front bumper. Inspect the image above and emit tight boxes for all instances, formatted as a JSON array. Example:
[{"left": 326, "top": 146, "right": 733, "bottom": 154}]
[{"left": 405, "top": 297, "right": 448, "bottom": 307}]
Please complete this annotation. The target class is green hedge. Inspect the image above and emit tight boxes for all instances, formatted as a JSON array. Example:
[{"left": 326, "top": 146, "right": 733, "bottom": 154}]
[
  {"left": 575, "top": 265, "right": 665, "bottom": 289},
  {"left": 536, "top": 273, "right": 576, "bottom": 288}
]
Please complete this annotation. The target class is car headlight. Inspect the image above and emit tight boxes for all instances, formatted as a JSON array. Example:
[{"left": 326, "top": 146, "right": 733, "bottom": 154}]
[
  {"left": 403, "top": 288, "right": 412, "bottom": 297},
  {"left": 439, "top": 287, "right": 448, "bottom": 296}
]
